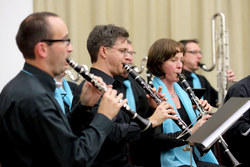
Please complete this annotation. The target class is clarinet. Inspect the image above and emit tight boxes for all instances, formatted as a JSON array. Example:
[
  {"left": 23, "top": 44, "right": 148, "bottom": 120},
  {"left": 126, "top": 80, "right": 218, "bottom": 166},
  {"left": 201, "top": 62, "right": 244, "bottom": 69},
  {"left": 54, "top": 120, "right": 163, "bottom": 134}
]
[
  {"left": 66, "top": 59, "right": 151, "bottom": 132},
  {"left": 123, "top": 64, "right": 192, "bottom": 134},
  {"left": 177, "top": 73, "right": 241, "bottom": 166},
  {"left": 146, "top": 70, "right": 154, "bottom": 87},
  {"left": 177, "top": 73, "right": 207, "bottom": 117}
]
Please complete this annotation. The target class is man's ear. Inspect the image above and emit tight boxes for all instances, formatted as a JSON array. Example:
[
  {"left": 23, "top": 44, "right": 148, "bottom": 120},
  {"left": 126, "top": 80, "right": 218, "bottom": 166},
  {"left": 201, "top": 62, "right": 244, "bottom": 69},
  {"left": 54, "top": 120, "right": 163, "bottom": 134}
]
[
  {"left": 99, "top": 46, "right": 108, "bottom": 59},
  {"left": 34, "top": 42, "right": 47, "bottom": 58}
]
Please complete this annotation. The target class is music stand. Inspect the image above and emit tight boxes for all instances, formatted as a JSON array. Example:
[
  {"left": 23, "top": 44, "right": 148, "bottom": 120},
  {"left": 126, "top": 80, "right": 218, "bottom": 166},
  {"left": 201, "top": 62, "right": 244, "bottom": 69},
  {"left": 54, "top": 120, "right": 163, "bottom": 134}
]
[{"left": 186, "top": 97, "right": 250, "bottom": 151}]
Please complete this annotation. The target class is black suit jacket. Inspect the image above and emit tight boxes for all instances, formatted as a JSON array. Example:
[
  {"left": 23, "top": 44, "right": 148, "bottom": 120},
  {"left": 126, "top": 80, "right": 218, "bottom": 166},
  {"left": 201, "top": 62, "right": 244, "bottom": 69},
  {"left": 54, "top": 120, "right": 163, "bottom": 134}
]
[
  {"left": 72, "top": 68, "right": 153, "bottom": 167},
  {"left": 0, "top": 63, "right": 113, "bottom": 167}
]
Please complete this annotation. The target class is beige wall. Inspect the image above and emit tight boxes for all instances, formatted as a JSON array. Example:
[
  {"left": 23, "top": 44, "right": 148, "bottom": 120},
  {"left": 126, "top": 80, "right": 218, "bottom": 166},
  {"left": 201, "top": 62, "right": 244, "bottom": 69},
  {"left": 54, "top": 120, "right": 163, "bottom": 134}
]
[{"left": 34, "top": 0, "right": 250, "bottom": 88}]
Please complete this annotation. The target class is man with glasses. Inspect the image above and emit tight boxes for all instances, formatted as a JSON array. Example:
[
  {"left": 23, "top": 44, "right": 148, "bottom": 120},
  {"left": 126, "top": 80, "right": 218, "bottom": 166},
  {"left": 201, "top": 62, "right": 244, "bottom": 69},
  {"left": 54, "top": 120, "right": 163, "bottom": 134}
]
[
  {"left": 178, "top": 39, "right": 236, "bottom": 107},
  {"left": 0, "top": 12, "right": 128, "bottom": 167},
  {"left": 72, "top": 24, "right": 177, "bottom": 167}
]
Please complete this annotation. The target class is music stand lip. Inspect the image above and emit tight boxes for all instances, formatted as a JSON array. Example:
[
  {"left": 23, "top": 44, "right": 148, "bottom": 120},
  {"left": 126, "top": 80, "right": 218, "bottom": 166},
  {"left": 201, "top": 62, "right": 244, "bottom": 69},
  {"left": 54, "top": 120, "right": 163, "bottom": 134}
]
[{"left": 186, "top": 97, "right": 250, "bottom": 151}]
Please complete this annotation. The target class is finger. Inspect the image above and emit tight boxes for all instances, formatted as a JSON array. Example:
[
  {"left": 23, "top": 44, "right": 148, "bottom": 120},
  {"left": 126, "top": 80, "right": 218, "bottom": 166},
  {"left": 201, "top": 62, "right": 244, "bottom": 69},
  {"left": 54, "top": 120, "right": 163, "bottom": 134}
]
[
  {"left": 167, "top": 110, "right": 178, "bottom": 120},
  {"left": 116, "top": 93, "right": 124, "bottom": 102},
  {"left": 119, "top": 99, "right": 128, "bottom": 107},
  {"left": 85, "top": 81, "right": 92, "bottom": 87},
  {"left": 117, "top": 92, "right": 124, "bottom": 99},
  {"left": 110, "top": 88, "right": 117, "bottom": 98},
  {"left": 204, "top": 115, "right": 211, "bottom": 120},
  {"left": 163, "top": 96, "right": 168, "bottom": 101},
  {"left": 207, "top": 104, "right": 211, "bottom": 111},
  {"left": 85, "top": 81, "right": 102, "bottom": 95},
  {"left": 166, "top": 102, "right": 174, "bottom": 109},
  {"left": 107, "top": 84, "right": 113, "bottom": 88},
  {"left": 227, "top": 71, "right": 234, "bottom": 76},
  {"left": 226, "top": 69, "right": 233, "bottom": 74},
  {"left": 167, "top": 109, "right": 177, "bottom": 115},
  {"left": 158, "top": 86, "right": 163, "bottom": 94},
  {"left": 200, "top": 100, "right": 207, "bottom": 106},
  {"left": 95, "top": 76, "right": 104, "bottom": 84},
  {"left": 105, "top": 87, "right": 112, "bottom": 95},
  {"left": 199, "top": 99, "right": 204, "bottom": 105},
  {"left": 161, "top": 101, "right": 168, "bottom": 108},
  {"left": 204, "top": 105, "right": 209, "bottom": 111},
  {"left": 171, "top": 115, "right": 179, "bottom": 120}
]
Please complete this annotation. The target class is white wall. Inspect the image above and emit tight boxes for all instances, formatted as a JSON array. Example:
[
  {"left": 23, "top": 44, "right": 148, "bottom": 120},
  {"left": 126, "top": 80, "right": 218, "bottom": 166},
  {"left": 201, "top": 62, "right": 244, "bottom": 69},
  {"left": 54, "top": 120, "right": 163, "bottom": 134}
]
[{"left": 0, "top": 0, "right": 33, "bottom": 91}]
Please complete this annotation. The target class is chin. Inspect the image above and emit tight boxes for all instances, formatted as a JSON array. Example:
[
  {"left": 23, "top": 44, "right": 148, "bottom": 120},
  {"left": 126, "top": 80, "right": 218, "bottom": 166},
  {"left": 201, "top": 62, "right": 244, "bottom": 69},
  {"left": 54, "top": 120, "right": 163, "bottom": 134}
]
[
  {"left": 173, "top": 79, "right": 179, "bottom": 82},
  {"left": 194, "top": 67, "right": 199, "bottom": 71}
]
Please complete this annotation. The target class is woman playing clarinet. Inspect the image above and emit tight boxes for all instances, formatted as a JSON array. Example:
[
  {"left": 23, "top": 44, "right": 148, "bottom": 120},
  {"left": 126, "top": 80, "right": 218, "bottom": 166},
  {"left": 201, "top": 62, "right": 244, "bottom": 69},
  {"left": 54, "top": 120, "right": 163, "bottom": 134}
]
[{"left": 146, "top": 38, "right": 224, "bottom": 167}]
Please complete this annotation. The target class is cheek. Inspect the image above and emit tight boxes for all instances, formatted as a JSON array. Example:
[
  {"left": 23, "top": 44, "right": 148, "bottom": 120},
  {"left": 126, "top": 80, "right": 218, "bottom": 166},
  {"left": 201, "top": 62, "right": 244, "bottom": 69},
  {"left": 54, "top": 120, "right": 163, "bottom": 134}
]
[
  {"left": 109, "top": 55, "right": 122, "bottom": 68},
  {"left": 184, "top": 54, "right": 193, "bottom": 60},
  {"left": 162, "top": 63, "right": 172, "bottom": 73},
  {"left": 183, "top": 56, "right": 192, "bottom": 64}
]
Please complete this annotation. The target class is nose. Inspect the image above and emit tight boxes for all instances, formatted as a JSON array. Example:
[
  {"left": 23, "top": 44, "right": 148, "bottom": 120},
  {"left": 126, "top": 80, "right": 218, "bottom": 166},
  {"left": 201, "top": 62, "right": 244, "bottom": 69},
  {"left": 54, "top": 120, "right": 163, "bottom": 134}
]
[
  {"left": 197, "top": 52, "right": 202, "bottom": 58},
  {"left": 178, "top": 62, "right": 183, "bottom": 68},
  {"left": 124, "top": 53, "right": 133, "bottom": 63},
  {"left": 176, "top": 60, "right": 183, "bottom": 68},
  {"left": 68, "top": 43, "right": 73, "bottom": 52}
]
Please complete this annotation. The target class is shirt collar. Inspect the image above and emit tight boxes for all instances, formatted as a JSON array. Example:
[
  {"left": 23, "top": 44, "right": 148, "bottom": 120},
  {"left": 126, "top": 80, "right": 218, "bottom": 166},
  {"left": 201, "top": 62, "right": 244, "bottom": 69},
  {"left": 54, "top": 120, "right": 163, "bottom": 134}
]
[
  {"left": 90, "top": 67, "right": 116, "bottom": 85},
  {"left": 23, "top": 63, "right": 56, "bottom": 95}
]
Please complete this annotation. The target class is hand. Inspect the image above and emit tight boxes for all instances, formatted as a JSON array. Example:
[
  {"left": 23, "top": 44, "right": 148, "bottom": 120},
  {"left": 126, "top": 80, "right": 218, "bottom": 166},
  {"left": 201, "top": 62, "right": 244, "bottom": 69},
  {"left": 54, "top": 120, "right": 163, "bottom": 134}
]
[
  {"left": 191, "top": 114, "right": 211, "bottom": 133},
  {"left": 98, "top": 88, "right": 128, "bottom": 120},
  {"left": 148, "top": 101, "right": 177, "bottom": 127},
  {"left": 147, "top": 86, "right": 167, "bottom": 109},
  {"left": 226, "top": 69, "right": 236, "bottom": 82},
  {"left": 198, "top": 99, "right": 212, "bottom": 112},
  {"left": 80, "top": 76, "right": 105, "bottom": 106}
]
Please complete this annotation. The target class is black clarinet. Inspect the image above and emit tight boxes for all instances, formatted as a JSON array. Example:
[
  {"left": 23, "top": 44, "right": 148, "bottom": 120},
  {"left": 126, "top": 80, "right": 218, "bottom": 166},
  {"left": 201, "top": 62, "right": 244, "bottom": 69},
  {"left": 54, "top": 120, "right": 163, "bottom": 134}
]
[
  {"left": 67, "top": 59, "right": 151, "bottom": 132},
  {"left": 177, "top": 73, "right": 241, "bottom": 166},
  {"left": 177, "top": 73, "right": 207, "bottom": 117},
  {"left": 123, "top": 64, "right": 192, "bottom": 135},
  {"left": 146, "top": 70, "right": 154, "bottom": 87}
]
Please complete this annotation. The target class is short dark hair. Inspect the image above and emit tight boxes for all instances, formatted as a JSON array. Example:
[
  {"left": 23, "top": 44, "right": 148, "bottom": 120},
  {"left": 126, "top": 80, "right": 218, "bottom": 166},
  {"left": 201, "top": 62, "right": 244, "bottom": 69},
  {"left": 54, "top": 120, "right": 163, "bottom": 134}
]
[
  {"left": 16, "top": 12, "right": 58, "bottom": 59},
  {"left": 87, "top": 24, "right": 129, "bottom": 63},
  {"left": 147, "top": 38, "right": 185, "bottom": 77},
  {"left": 179, "top": 39, "right": 199, "bottom": 47}
]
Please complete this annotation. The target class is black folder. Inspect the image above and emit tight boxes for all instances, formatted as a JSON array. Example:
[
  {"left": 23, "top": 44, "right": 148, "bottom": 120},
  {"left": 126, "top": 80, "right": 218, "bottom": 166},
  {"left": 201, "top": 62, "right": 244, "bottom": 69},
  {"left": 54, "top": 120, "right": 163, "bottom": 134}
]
[{"left": 186, "top": 97, "right": 250, "bottom": 151}]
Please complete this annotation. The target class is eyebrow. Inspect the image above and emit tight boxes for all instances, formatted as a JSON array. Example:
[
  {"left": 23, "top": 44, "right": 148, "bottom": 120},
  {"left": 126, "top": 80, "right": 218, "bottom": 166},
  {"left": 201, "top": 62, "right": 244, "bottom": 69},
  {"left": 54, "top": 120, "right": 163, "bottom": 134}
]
[
  {"left": 114, "top": 47, "right": 128, "bottom": 51},
  {"left": 62, "top": 34, "right": 69, "bottom": 39}
]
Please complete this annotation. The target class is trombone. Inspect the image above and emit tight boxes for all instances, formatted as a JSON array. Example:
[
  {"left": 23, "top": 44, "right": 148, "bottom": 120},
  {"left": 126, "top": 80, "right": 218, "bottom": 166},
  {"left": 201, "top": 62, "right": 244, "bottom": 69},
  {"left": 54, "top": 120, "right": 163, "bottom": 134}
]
[{"left": 199, "top": 12, "right": 230, "bottom": 108}]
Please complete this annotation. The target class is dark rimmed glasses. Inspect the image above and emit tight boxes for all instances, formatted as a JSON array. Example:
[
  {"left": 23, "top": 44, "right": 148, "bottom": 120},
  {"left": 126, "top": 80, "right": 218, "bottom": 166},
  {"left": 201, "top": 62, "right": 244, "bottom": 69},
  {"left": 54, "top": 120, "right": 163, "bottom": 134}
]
[
  {"left": 106, "top": 47, "right": 136, "bottom": 56},
  {"left": 186, "top": 50, "right": 202, "bottom": 55},
  {"left": 41, "top": 38, "right": 71, "bottom": 46}
]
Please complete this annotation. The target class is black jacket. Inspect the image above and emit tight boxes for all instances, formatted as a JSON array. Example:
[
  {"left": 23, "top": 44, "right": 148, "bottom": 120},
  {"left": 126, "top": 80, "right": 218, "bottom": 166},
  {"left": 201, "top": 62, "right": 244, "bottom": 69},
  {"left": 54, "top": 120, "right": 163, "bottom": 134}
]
[
  {"left": 72, "top": 68, "right": 153, "bottom": 167},
  {"left": 0, "top": 63, "right": 113, "bottom": 167}
]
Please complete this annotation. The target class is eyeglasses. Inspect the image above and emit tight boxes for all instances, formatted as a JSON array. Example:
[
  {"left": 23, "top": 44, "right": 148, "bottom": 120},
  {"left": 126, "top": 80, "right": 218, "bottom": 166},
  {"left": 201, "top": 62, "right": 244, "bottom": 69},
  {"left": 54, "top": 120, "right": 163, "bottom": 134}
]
[
  {"left": 41, "top": 38, "right": 71, "bottom": 46},
  {"left": 186, "top": 50, "right": 202, "bottom": 55},
  {"left": 106, "top": 47, "right": 136, "bottom": 56}
]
